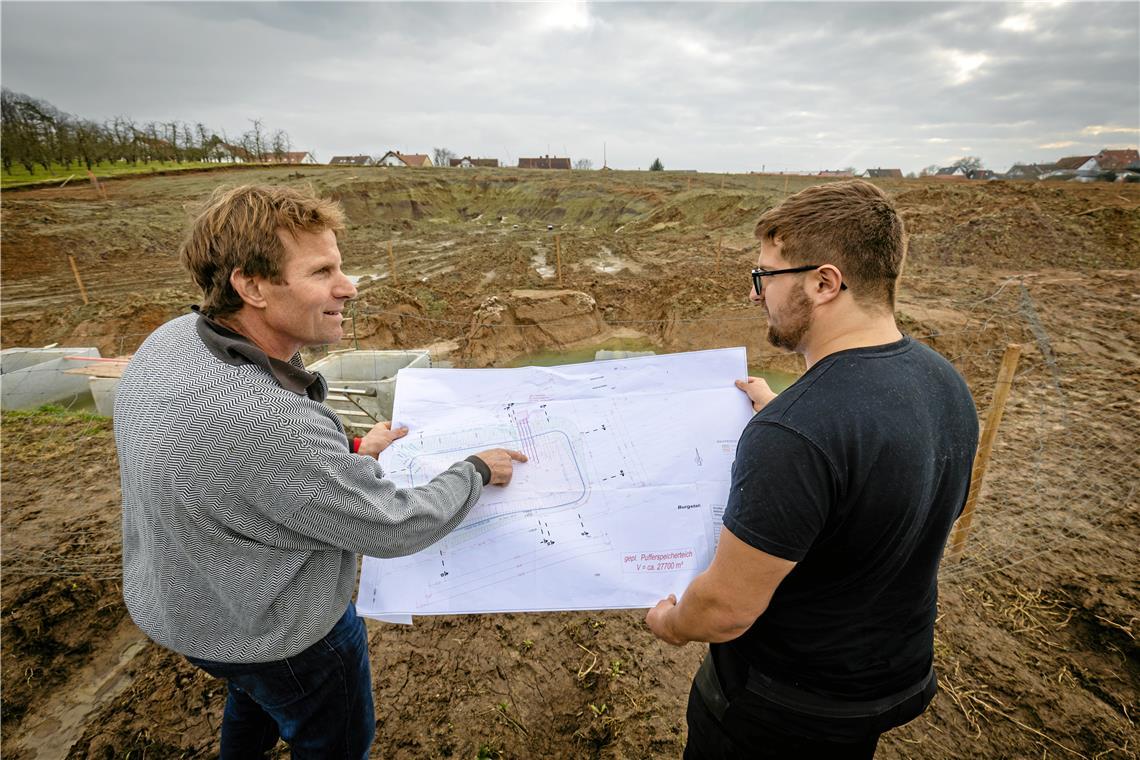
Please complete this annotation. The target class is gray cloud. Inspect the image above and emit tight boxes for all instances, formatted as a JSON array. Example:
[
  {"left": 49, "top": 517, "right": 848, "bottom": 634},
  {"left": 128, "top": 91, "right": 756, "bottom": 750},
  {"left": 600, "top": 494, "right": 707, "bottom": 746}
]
[{"left": 2, "top": 1, "right": 1136, "bottom": 173}]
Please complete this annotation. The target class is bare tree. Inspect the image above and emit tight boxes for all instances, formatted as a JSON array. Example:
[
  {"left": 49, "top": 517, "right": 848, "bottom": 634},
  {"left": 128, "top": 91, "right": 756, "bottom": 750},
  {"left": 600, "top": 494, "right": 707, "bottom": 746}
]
[
  {"left": 271, "top": 130, "right": 291, "bottom": 161},
  {"left": 951, "top": 156, "right": 984, "bottom": 172},
  {"left": 249, "top": 119, "right": 265, "bottom": 162},
  {"left": 195, "top": 123, "right": 212, "bottom": 162},
  {"left": 0, "top": 89, "right": 293, "bottom": 176},
  {"left": 433, "top": 147, "right": 456, "bottom": 167},
  {"left": 573, "top": 158, "right": 593, "bottom": 170}
]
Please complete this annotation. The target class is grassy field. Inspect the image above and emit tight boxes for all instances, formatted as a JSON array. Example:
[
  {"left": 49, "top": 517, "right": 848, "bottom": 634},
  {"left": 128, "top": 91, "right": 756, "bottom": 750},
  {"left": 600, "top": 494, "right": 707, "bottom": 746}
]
[{"left": 1, "top": 160, "right": 234, "bottom": 189}]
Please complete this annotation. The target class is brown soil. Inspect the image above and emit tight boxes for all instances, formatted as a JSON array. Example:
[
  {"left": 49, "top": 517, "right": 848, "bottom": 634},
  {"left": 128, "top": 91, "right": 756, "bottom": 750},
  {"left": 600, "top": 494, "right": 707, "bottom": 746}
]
[{"left": 2, "top": 167, "right": 1137, "bottom": 758}]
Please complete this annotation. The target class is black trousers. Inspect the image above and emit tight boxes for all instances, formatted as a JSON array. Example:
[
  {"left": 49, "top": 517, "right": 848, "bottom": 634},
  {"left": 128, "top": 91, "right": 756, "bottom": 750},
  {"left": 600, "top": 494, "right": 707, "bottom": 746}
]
[{"left": 683, "top": 653, "right": 937, "bottom": 760}]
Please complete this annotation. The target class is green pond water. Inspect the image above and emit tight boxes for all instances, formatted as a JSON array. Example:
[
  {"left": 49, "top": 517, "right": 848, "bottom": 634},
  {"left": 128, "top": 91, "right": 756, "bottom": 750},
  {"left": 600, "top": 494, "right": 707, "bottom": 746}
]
[{"left": 507, "top": 343, "right": 801, "bottom": 392}]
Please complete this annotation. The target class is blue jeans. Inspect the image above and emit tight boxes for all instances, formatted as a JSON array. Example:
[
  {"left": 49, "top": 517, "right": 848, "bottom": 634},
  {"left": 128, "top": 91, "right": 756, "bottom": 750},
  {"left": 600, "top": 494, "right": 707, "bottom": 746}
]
[{"left": 186, "top": 603, "right": 375, "bottom": 759}]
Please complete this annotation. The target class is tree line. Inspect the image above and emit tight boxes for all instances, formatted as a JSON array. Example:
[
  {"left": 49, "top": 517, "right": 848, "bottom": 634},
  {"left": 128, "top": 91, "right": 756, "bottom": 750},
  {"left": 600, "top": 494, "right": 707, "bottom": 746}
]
[{"left": 1, "top": 89, "right": 293, "bottom": 175}]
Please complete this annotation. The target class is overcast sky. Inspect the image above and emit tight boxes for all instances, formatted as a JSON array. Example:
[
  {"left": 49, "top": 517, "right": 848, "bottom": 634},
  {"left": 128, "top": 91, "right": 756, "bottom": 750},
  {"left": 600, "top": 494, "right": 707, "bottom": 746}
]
[{"left": 2, "top": 1, "right": 1137, "bottom": 174}]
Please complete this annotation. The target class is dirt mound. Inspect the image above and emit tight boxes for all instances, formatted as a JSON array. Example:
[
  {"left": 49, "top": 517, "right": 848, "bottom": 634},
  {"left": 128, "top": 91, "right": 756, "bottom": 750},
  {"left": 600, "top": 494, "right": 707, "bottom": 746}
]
[
  {"left": 623, "top": 189, "right": 776, "bottom": 235},
  {"left": 1, "top": 167, "right": 1138, "bottom": 758},
  {"left": 897, "top": 181, "right": 1140, "bottom": 270},
  {"left": 461, "top": 289, "right": 606, "bottom": 366}
]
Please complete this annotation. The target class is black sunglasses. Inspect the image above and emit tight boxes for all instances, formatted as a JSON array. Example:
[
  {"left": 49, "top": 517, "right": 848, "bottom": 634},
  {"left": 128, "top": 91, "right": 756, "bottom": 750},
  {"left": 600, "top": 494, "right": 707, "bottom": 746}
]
[{"left": 751, "top": 265, "right": 848, "bottom": 294}]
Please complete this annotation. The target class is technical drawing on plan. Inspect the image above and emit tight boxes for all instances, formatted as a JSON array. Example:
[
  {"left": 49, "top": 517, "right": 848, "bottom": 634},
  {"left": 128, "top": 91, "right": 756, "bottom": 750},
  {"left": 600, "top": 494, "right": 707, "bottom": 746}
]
[{"left": 356, "top": 347, "right": 755, "bottom": 617}]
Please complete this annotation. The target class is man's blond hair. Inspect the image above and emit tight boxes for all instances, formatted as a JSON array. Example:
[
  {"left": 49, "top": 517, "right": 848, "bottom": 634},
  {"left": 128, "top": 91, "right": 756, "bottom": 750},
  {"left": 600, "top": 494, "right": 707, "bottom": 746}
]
[
  {"left": 754, "top": 179, "right": 906, "bottom": 308},
  {"left": 180, "top": 184, "right": 345, "bottom": 317}
]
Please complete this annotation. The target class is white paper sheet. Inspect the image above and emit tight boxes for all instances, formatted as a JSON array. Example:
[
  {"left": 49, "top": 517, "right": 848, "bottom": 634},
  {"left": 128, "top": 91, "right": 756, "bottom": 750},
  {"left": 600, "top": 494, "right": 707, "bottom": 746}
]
[{"left": 356, "top": 347, "right": 753, "bottom": 617}]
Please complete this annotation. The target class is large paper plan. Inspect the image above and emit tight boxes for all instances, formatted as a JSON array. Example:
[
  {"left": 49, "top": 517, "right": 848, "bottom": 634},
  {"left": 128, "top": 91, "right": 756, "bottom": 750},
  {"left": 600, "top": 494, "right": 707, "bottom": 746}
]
[{"left": 356, "top": 347, "right": 754, "bottom": 617}]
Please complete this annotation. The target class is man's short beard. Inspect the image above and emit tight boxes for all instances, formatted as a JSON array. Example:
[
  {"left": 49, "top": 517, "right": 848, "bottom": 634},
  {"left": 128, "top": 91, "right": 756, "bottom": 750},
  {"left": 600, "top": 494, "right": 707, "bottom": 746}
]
[{"left": 766, "top": 285, "right": 814, "bottom": 352}]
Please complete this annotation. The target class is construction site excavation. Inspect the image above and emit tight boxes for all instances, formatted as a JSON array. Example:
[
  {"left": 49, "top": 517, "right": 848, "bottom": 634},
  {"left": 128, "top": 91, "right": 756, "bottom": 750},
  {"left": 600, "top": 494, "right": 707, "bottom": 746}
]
[{"left": 1, "top": 166, "right": 1137, "bottom": 759}]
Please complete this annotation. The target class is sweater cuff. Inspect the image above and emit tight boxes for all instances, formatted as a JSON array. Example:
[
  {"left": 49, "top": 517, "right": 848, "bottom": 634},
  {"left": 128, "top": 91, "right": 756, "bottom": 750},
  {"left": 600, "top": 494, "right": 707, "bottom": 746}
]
[{"left": 465, "top": 455, "right": 491, "bottom": 486}]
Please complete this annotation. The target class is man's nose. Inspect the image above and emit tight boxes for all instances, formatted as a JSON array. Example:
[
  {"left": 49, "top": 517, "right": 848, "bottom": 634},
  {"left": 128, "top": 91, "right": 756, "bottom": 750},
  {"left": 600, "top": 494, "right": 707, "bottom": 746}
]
[{"left": 335, "top": 273, "right": 358, "bottom": 299}]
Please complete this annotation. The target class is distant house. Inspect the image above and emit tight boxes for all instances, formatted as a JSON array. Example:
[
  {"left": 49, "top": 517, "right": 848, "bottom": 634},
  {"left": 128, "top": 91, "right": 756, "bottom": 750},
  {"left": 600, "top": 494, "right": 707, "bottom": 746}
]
[
  {"left": 863, "top": 168, "right": 903, "bottom": 179},
  {"left": 1053, "top": 155, "right": 1094, "bottom": 171},
  {"left": 1041, "top": 155, "right": 1093, "bottom": 179},
  {"left": 934, "top": 166, "right": 970, "bottom": 179},
  {"left": 1059, "top": 149, "right": 1140, "bottom": 182},
  {"left": 376, "top": 152, "right": 406, "bottom": 167},
  {"left": 213, "top": 142, "right": 250, "bottom": 163},
  {"left": 264, "top": 151, "right": 318, "bottom": 165},
  {"left": 1003, "top": 163, "right": 1054, "bottom": 180},
  {"left": 449, "top": 157, "right": 500, "bottom": 168},
  {"left": 376, "top": 151, "right": 433, "bottom": 168},
  {"left": 818, "top": 170, "right": 855, "bottom": 177},
  {"left": 967, "top": 169, "right": 997, "bottom": 180},
  {"left": 1086, "top": 148, "right": 1140, "bottom": 172},
  {"left": 329, "top": 155, "right": 375, "bottom": 166},
  {"left": 518, "top": 155, "right": 572, "bottom": 170}
]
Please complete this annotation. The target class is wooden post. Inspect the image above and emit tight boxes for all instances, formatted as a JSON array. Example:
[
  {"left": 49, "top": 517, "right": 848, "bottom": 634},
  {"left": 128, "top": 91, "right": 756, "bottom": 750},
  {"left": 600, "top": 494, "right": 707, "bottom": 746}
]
[
  {"left": 783, "top": 174, "right": 790, "bottom": 194},
  {"left": 716, "top": 237, "right": 723, "bottom": 276},
  {"left": 87, "top": 170, "right": 106, "bottom": 200},
  {"left": 349, "top": 300, "right": 359, "bottom": 351},
  {"left": 555, "top": 234, "right": 563, "bottom": 286},
  {"left": 387, "top": 240, "right": 398, "bottom": 285},
  {"left": 947, "top": 343, "right": 1022, "bottom": 559},
  {"left": 68, "top": 255, "right": 90, "bottom": 305}
]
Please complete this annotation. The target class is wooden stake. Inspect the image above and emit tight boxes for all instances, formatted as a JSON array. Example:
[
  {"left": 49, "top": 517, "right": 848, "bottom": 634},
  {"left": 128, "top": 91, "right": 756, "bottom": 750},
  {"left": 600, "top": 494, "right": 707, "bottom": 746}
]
[
  {"left": 387, "top": 240, "right": 398, "bottom": 285},
  {"left": 68, "top": 255, "right": 90, "bottom": 305},
  {"left": 555, "top": 234, "right": 563, "bottom": 286},
  {"left": 716, "top": 237, "right": 723, "bottom": 276},
  {"left": 783, "top": 174, "right": 789, "bottom": 194},
  {"left": 947, "top": 343, "right": 1022, "bottom": 559},
  {"left": 87, "top": 170, "right": 106, "bottom": 199}
]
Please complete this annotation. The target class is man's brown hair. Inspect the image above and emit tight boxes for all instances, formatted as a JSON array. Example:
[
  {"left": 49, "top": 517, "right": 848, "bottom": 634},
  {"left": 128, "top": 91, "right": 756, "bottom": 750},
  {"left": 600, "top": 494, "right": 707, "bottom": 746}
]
[
  {"left": 754, "top": 179, "right": 906, "bottom": 308},
  {"left": 179, "top": 184, "right": 346, "bottom": 317}
]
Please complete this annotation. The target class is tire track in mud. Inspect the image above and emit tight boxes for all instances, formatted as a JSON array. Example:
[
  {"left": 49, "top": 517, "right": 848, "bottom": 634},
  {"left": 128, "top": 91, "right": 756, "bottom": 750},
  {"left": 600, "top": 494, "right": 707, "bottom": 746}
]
[{"left": 11, "top": 619, "right": 149, "bottom": 760}]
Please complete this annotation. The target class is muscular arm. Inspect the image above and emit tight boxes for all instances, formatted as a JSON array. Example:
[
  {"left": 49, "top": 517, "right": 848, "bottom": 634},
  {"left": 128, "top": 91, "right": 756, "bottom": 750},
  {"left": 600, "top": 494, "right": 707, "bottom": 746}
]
[{"left": 646, "top": 527, "right": 796, "bottom": 645}]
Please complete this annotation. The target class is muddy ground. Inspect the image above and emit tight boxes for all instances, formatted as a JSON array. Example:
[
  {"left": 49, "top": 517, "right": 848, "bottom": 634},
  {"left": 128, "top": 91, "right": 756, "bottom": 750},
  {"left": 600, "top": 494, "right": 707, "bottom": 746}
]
[{"left": 1, "top": 167, "right": 1137, "bottom": 758}]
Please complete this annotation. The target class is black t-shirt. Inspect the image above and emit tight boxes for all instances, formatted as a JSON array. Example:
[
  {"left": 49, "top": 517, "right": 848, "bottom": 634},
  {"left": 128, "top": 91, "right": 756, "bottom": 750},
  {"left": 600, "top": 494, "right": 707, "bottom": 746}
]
[{"left": 721, "top": 336, "right": 978, "bottom": 700}]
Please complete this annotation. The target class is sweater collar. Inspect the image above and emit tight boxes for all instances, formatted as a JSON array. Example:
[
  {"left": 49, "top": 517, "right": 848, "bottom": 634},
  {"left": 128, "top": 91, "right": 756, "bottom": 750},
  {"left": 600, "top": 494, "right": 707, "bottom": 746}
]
[{"left": 193, "top": 307, "right": 327, "bottom": 402}]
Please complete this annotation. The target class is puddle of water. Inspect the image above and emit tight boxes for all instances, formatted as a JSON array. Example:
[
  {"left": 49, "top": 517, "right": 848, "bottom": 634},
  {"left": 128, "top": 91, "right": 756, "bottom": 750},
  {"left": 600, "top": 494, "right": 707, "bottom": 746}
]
[
  {"left": 508, "top": 338, "right": 659, "bottom": 368},
  {"left": 18, "top": 627, "right": 148, "bottom": 759},
  {"left": 747, "top": 366, "right": 801, "bottom": 393},
  {"left": 586, "top": 245, "right": 643, "bottom": 275},
  {"left": 530, "top": 252, "right": 556, "bottom": 279}
]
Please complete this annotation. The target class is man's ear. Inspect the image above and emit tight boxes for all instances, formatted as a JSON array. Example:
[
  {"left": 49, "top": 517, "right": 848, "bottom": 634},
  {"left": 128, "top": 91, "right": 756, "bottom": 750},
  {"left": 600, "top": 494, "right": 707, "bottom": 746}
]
[
  {"left": 229, "top": 268, "right": 268, "bottom": 309},
  {"left": 813, "top": 264, "right": 845, "bottom": 302}
]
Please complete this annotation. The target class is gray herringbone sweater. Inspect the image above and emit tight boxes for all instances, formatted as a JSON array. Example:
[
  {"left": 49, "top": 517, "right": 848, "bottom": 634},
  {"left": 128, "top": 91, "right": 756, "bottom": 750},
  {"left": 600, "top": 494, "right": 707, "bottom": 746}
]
[{"left": 116, "top": 314, "right": 482, "bottom": 662}]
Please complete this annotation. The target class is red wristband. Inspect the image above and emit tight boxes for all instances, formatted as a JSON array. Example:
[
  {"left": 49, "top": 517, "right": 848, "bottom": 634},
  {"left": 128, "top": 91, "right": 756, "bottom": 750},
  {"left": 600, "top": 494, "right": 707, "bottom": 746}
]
[{"left": 352, "top": 436, "right": 362, "bottom": 453}]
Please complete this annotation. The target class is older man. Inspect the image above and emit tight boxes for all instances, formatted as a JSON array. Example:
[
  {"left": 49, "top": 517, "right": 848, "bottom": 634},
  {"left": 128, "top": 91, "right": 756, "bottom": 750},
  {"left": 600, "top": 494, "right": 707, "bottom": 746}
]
[
  {"left": 116, "top": 184, "right": 524, "bottom": 759},
  {"left": 646, "top": 180, "right": 978, "bottom": 758}
]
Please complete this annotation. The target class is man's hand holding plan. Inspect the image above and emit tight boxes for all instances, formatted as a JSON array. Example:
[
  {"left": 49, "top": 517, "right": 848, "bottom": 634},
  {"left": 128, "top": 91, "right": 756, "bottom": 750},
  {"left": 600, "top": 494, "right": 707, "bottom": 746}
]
[{"left": 356, "top": 347, "right": 754, "bottom": 617}]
